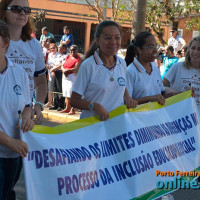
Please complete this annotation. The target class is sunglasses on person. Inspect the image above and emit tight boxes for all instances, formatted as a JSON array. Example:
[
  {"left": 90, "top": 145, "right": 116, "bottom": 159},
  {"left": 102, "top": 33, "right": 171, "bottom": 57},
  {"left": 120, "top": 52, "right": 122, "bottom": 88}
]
[{"left": 6, "top": 5, "right": 31, "bottom": 15}]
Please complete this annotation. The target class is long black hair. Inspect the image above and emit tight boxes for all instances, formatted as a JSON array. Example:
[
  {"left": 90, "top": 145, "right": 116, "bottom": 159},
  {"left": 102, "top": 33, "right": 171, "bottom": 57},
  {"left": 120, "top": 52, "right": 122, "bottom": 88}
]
[{"left": 125, "top": 31, "right": 154, "bottom": 66}]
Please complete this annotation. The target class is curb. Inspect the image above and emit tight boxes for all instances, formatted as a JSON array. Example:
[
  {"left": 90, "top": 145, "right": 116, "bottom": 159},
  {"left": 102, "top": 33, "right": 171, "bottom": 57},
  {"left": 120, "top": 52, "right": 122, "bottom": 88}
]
[{"left": 42, "top": 109, "right": 80, "bottom": 123}]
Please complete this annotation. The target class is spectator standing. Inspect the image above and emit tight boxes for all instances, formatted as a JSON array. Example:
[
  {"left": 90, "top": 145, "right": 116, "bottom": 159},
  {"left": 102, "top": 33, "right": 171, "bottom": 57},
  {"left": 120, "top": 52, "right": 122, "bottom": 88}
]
[
  {"left": 71, "top": 20, "right": 137, "bottom": 120},
  {"left": 39, "top": 26, "right": 54, "bottom": 44},
  {"left": 50, "top": 43, "right": 68, "bottom": 111},
  {"left": 168, "top": 27, "right": 186, "bottom": 53},
  {"left": 0, "top": 20, "right": 34, "bottom": 200},
  {"left": 42, "top": 38, "right": 56, "bottom": 105},
  {"left": 61, "top": 45, "right": 81, "bottom": 114},
  {"left": 163, "top": 36, "right": 200, "bottom": 113},
  {"left": 176, "top": 50, "right": 182, "bottom": 60},
  {"left": 60, "top": 26, "right": 74, "bottom": 49},
  {"left": 42, "top": 38, "right": 56, "bottom": 64},
  {"left": 45, "top": 43, "right": 59, "bottom": 108},
  {"left": 125, "top": 32, "right": 166, "bottom": 105},
  {"left": 178, "top": 44, "right": 188, "bottom": 62},
  {"left": 161, "top": 46, "right": 178, "bottom": 79}
]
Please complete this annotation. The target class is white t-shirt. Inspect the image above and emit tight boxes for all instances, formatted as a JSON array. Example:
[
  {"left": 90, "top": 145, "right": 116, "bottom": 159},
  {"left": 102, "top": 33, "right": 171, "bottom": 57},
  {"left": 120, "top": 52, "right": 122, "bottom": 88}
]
[
  {"left": 53, "top": 53, "right": 67, "bottom": 69},
  {"left": 164, "top": 62, "right": 200, "bottom": 112},
  {"left": 6, "top": 38, "right": 46, "bottom": 99},
  {"left": 168, "top": 35, "right": 185, "bottom": 53},
  {"left": 73, "top": 51, "right": 127, "bottom": 119},
  {"left": 126, "top": 58, "right": 165, "bottom": 99},
  {"left": 47, "top": 52, "right": 59, "bottom": 81},
  {"left": 0, "top": 58, "right": 30, "bottom": 158}
]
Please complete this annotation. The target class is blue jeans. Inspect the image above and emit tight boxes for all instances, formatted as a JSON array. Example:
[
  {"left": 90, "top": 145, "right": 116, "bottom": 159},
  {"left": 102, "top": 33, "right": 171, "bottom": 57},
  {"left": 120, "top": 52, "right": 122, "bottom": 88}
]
[{"left": 0, "top": 157, "right": 22, "bottom": 200}]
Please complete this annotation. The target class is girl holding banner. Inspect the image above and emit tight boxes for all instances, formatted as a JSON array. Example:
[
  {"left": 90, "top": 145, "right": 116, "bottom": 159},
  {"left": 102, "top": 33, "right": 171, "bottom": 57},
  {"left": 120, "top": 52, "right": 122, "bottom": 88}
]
[
  {"left": 0, "top": 20, "right": 34, "bottom": 200},
  {"left": 71, "top": 20, "right": 137, "bottom": 120},
  {"left": 125, "top": 32, "right": 166, "bottom": 105},
  {"left": 163, "top": 36, "right": 200, "bottom": 113}
]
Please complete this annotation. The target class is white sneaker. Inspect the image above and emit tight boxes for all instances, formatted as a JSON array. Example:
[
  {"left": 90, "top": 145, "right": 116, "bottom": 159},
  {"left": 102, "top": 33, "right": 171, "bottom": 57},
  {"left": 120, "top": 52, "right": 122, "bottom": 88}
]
[{"left": 161, "top": 194, "right": 174, "bottom": 200}]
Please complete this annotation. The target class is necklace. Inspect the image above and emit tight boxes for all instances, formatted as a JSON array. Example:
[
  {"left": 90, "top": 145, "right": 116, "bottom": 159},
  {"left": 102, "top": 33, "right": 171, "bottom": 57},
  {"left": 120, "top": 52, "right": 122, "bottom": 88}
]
[
  {"left": 96, "top": 49, "right": 116, "bottom": 81},
  {"left": 106, "top": 66, "right": 116, "bottom": 81},
  {"left": 103, "top": 60, "right": 117, "bottom": 82},
  {"left": 110, "top": 77, "right": 114, "bottom": 82}
]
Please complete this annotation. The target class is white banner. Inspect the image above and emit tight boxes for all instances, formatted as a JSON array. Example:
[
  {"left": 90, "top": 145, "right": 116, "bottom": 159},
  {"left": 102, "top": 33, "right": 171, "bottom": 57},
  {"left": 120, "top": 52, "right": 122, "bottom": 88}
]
[{"left": 21, "top": 91, "right": 200, "bottom": 200}]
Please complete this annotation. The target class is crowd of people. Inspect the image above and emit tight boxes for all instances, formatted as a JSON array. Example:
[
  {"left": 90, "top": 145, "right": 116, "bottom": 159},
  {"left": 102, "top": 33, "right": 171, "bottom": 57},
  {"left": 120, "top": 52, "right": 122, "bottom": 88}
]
[
  {"left": 0, "top": 0, "right": 199, "bottom": 199},
  {"left": 39, "top": 24, "right": 79, "bottom": 114}
]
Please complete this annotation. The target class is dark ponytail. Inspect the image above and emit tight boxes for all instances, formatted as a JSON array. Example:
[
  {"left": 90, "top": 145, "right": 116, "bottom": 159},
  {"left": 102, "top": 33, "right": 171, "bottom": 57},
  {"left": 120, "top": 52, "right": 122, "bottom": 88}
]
[
  {"left": 125, "top": 31, "right": 154, "bottom": 66},
  {"left": 85, "top": 40, "right": 98, "bottom": 59}
]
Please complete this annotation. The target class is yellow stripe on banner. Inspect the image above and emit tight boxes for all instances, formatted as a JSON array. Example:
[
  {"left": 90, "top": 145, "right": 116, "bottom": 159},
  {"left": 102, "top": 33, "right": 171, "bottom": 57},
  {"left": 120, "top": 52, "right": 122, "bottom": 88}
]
[{"left": 32, "top": 90, "right": 192, "bottom": 135}]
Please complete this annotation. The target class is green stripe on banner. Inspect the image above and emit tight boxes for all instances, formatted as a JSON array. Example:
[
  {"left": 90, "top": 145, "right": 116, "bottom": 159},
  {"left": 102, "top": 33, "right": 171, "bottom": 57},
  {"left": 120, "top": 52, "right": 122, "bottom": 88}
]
[
  {"left": 130, "top": 165, "right": 200, "bottom": 200},
  {"left": 33, "top": 90, "right": 192, "bottom": 134}
]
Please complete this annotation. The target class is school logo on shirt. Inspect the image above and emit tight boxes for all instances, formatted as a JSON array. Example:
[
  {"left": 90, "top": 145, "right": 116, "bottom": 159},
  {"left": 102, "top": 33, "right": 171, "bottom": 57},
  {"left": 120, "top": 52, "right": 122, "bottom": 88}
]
[
  {"left": 117, "top": 77, "right": 126, "bottom": 86},
  {"left": 13, "top": 85, "right": 22, "bottom": 95}
]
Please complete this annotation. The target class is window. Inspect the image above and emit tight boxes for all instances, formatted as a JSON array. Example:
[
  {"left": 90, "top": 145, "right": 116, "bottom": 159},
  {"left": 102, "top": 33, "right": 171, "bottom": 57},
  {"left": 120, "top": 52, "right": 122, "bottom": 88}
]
[
  {"left": 178, "top": 29, "right": 183, "bottom": 37},
  {"left": 193, "top": 31, "right": 200, "bottom": 38}
]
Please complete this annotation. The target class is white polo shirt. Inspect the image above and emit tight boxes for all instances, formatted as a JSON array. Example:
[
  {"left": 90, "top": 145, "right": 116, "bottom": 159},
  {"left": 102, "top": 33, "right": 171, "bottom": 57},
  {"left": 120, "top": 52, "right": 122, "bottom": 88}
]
[
  {"left": 126, "top": 58, "right": 165, "bottom": 99},
  {"left": 164, "top": 62, "right": 200, "bottom": 113},
  {"left": 73, "top": 51, "right": 127, "bottom": 119},
  {"left": 0, "top": 58, "right": 30, "bottom": 158}
]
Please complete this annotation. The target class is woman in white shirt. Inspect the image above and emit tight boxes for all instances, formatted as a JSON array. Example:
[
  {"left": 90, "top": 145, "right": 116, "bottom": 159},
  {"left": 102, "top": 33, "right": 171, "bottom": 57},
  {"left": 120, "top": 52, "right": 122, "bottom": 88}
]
[
  {"left": 71, "top": 20, "right": 137, "bottom": 120},
  {"left": 0, "top": 19, "right": 34, "bottom": 200},
  {"left": 45, "top": 43, "right": 59, "bottom": 108},
  {"left": 0, "top": 0, "right": 47, "bottom": 124},
  {"left": 125, "top": 32, "right": 165, "bottom": 105},
  {"left": 163, "top": 36, "right": 200, "bottom": 113}
]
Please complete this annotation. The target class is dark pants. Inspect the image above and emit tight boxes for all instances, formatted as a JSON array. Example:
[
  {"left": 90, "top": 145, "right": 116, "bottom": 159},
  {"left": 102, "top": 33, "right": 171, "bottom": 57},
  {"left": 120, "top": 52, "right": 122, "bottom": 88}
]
[
  {"left": 0, "top": 157, "right": 22, "bottom": 200},
  {"left": 54, "top": 71, "right": 65, "bottom": 108}
]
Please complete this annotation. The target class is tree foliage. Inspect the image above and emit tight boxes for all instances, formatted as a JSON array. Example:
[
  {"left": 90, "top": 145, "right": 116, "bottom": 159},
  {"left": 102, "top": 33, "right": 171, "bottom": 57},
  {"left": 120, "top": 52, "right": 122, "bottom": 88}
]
[
  {"left": 32, "top": 10, "right": 46, "bottom": 24},
  {"left": 146, "top": 0, "right": 200, "bottom": 45},
  {"left": 84, "top": 0, "right": 147, "bottom": 41},
  {"left": 84, "top": 0, "right": 132, "bottom": 23},
  {"left": 82, "top": 0, "right": 200, "bottom": 45}
]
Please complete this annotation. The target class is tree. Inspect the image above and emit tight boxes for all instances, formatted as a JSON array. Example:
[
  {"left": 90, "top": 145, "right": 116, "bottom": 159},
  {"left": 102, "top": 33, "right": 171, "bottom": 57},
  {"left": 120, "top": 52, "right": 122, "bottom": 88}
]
[
  {"left": 31, "top": 10, "right": 46, "bottom": 35},
  {"left": 146, "top": 0, "right": 200, "bottom": 45},
  {"left": 131, "top": 0, "right": 147, "bottom": 39},
  {"left": 32, "top": 10, "right": 46, "bottom": 24},
  {"left": 84, "top": 0, "right": 132, "bottom": 23}
]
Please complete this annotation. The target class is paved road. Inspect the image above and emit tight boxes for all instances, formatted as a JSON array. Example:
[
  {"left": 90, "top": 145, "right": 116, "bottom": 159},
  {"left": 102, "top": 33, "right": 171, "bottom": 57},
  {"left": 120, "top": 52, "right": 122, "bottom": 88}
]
[
  {"left": 15, "top": 120, "right": 200, "bottom": 200},
  {"left": 15, "top": 119, "right": 62, "bottom": 200}
]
